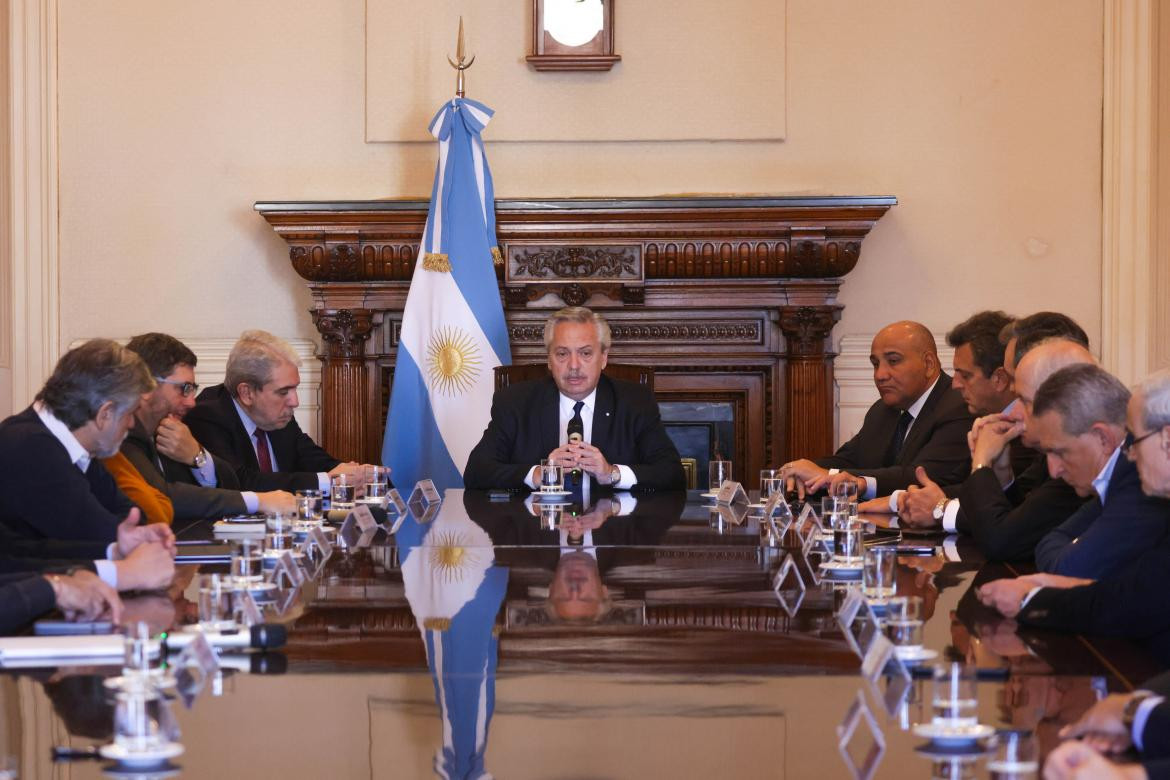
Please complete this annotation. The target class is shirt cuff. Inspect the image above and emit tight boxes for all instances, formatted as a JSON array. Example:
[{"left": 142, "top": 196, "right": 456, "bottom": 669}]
[
  {"left": 828, "top": 468, "right": 840, "bottom": 476},
  {"left": 242, "top": 492, "right": 259, "bottom": 514},
  {"left": 524, "top": 468, "right": 538, "bottom": 490},
  {"left": 317, "top": 473, "right": 331, "bottom": 494},
  {"left": 863, "top": 477, "right": 876, "bottom": 500},
  {"left": 942, "top": 499, "right": 961, "bottom": 532},
  {"left": 94, "top": 559, "right": 118, "bottom": 589},
  {"left": 1020, "top": 586, "right": 1044, "bottom": 609},
  {"left": 614, "top": 465, "right": 637, "bottom": 490},
  {"left": 1134, "top": 695, "right": 1165, "bottom": 751},
  {"left": 106, "top": 542, "right": 120, "bottom": 561},
  {"left": 889, "top": 490, "right": 904, "bottom": 512},
  {"left": 191, "top": 450, "right": 217, "bottom": 487}
]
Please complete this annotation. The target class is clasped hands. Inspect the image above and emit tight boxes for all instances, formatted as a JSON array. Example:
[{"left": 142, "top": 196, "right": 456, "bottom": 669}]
[
  {"left": 975, "top": 573, "right": 1093, "bottom": 618},
  {"left": 541, "top": 442, "right": 617, "bottom": 485}
]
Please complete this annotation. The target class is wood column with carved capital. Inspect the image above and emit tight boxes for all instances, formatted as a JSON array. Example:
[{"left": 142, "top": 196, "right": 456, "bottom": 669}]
[
  {"left": 779, "top": 305, "right": 842, "bottom": 461},
  {"left": 311, "top": 308, "right": 376, "bottom": 462}
]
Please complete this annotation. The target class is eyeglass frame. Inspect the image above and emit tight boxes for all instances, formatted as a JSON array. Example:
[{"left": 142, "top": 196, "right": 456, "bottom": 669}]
[
  {"left": 154, "top": 376, "right": 200, "bottom": 397},
  {"left": 1122, "top": 428, "right": 1161, "bottom": 459}
]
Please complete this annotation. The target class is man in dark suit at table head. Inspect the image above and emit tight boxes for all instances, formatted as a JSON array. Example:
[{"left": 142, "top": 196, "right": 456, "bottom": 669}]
[
  {"left": 184, "top": 330, "right": 375, "bottom": 493},
  {"left": 120, "top": 333, "right": 295, "bottom": 519},
  {"left": 463, "top": 306, "right": 684, "bottom": 491},
  {"left": 783, "top": 320, "right": 974, "bottom": 499}
]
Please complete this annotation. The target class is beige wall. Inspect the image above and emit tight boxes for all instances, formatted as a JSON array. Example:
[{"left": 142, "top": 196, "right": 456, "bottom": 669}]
[
  {"left": 1156, "top": 0, "right": 1170, "bottom": 370},
  {"left": 0, "top": 0, "right": 11, "bottom": 416},
  {"left": 55, "top": 0, "right": 1104, "bottom": 358}
]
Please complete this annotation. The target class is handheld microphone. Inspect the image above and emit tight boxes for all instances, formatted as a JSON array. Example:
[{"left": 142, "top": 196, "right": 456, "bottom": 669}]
[
  {"left": 163, "top": 623, "right": 288, "bottom": 652},
  {"left": 567, "top": 418, "right": 584, "bottom": 479}
]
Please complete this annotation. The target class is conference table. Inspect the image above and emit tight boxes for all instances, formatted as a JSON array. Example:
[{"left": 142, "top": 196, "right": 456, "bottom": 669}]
[{"left": 0, "top": 489, "right": 1162, "bottom": 779}]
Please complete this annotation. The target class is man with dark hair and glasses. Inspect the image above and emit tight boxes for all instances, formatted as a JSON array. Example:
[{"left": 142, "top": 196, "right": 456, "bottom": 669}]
[{"left": 121, "top": 333, "right": 295, "bottom": 521}]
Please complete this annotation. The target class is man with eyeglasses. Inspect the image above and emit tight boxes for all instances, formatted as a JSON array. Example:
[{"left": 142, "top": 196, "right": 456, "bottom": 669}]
[{"left": 119, "top": 333, "right": 295, "bottom": 521}]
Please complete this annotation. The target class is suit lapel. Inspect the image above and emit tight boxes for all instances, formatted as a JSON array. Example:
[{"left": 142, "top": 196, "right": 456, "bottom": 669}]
[
  {"left": 591, "top": 376, "right": 616, "bottom": 453},
  {"left": 896, "top": 372, "right": 951, "bottom": 464},
  {"left": 223, "top": 389, "right": 261, "bottom": 471}
]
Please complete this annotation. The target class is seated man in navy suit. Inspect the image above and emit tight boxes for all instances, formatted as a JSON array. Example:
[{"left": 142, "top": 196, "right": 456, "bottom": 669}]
[
  {"left": 185, "top": 330, "right": 378, "bottom": 493},
  {"left": 783, "top": 320, "right": 975, "bottom": 498},
  {"left": 463, "top": 306, "right": 684, "bottom": 492}
]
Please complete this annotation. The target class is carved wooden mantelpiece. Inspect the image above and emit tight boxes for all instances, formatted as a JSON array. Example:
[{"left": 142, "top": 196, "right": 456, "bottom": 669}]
[{"left": 256, "top": 197, "right": 895, "bottom": 471}]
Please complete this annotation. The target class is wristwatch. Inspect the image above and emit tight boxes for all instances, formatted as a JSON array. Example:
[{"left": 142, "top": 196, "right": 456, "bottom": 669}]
[
  {"left": 932, "top": 498, "right": 949, "bottom": 521},
  {"left": 1123, "top": 691, "right": 1156, "bottom": 735},
  {"left": 608, "top": 465, "right": 621, "bottom": 486},
  {"left": 191, "top": 449, "right": 207, "bottom": 469}
]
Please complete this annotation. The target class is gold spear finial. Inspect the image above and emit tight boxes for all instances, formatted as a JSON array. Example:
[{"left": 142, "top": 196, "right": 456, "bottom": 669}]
[{"left": 446, "top": 16, "right": 476, "bottom": 98}]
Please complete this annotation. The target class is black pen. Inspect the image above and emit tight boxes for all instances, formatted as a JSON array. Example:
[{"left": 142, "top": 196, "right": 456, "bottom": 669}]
[{"left": 51, "top": 745, "right": 101, "bottom": 761}]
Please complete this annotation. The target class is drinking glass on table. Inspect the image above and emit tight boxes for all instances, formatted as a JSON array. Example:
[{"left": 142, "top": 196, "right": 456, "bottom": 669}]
[
  {"left": 331, "top": 474, "right": 356, "bottom": 509},
  {"left": 113, "top": 690, "right": 166, "bottom": 754},
  {"left": 833, "top": 521, "right": 864, "bottom": 563},
  {"left": 759, "top": 468, "right": 783, "bottom": 503},
  {"left": 230, "top": 538, "right": 264, "bottom": 587},
  {"left": 932, "top": 663, "right": 978, "bottom": 728},
  {"left": 364, "top": 465, "right": 389, "bottom": 501},
  {"left": 540, "top": 459, "right": 564, "bottom": 493},
  {"left": 295, "top": 489, "right": 323, "bottom": 521},
  {"left": 198, "top": 573, "right": 232, "bottom": 631},
  {"left": 832, "top": 479, "right": 859, "bottom": 502},
  {"left": 885, "top": 595, "right": 924, "bottom": 653},
  {"left": 988, "top": 730, "right": 1038, "bottom": 777},
  {"left": 708, "top": 460, "right": 732, "bottom": 492}
]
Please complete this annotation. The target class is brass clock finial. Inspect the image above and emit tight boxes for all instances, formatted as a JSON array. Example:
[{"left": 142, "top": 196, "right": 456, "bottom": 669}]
[{"left": 446, "top": 16, "right": 476, "bottom": 98}]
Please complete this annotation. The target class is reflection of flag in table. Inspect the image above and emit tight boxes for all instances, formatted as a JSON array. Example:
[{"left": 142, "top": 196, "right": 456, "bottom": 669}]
[
  {"left": 400, "top": 498, "right": 507, "bottom": 780},
  {"left": 383, "top": 97, "right": 511, "bottom": 491}
]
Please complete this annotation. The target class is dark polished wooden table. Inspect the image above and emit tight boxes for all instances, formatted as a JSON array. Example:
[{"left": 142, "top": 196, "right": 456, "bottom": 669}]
[{"left": 0, "top": 490, "right": 1161, "bottom": 779}]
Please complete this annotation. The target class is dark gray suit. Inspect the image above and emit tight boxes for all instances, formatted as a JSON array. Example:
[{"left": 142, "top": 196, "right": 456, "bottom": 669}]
[{"left": 816, "top": 373, "right": 975, "bottom": 496}]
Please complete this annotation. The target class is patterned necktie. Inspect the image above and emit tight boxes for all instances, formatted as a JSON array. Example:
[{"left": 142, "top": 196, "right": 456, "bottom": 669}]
[
  {"left": 568, "top": 401, "right": 585, "bottom": 495},
  {"left": 254, "top": 429, "right": 274, "bottom": 473},
  {"left": 884, "top": 410, "right": 914, "bottom": 466}
]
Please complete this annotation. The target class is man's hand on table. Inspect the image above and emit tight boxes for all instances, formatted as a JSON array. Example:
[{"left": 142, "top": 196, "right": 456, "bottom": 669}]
[
  {"left": 1018, "top": 573, "right": 1095, "bottom": 590},
  {"left": 1058, "top": 694, "right": 1135, "bottom": 755},
  {"left": 976, "top": 578, "right": 1037, "bottom": 618},
  {"left": 116, "top": 508, "right": 176, "bottom": 558},
  {"left": 47, "top": 570, "right": 123, "bottom": 623},
  {"left": 256, "top": 490, "right": 296, "bottom": 515},
  {"left": 113, "top": 542, "right": 176, "bottom": 591},
  {"left": 1044, "top": 740, "right": 1148, "bottom": 780},
  {"left": 780, "top": 459, "right": 827, "bottom": 498},
  {"left": 155, "top": 415, "right": 202, "bottom": 465},
  {"left": 859, "top": 496, "right": 894, "bottom": 514},
  {"left": 900, "top": 466, "right": 945, "bottom": 528}
]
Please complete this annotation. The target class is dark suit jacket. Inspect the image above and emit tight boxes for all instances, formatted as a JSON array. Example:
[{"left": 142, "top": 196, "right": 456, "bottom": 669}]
[
  {"left": 1019, "top": 543, "right": 1170, "bottom": 663},
  {"left": 0, "top": 407, "right": 132, "bottom": 543},
  {"left": 0, "top": 572, "right": 56, "bottom": 634},
  {"left": 955, "top": 455, "right": 1090, "bottom": 562},
  {"left": 184, "top": 384, "right": 341, "bottom": 492},
  {"left": 816, "top": 373, "right": 975, "bottom": 496},
  {"left": 463, "top": 375, "right": 685, "bottom": 491},
  {"left": 1034, "top": 453, "right": 1170, "bottom": 579},
  {"left": 120, "top": 419, "right": 246, "bottom": 521}
]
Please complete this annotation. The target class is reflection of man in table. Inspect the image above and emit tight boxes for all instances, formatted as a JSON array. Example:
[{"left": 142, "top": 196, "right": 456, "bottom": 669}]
[{"left": 463, "top": 307, "right": 684, "bottom": 492}]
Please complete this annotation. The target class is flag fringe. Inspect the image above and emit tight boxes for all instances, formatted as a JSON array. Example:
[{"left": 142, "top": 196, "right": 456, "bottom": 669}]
[
  {"left": 422, "top": 252, "right": 452, "bottom": 273},
  {"left": 491, "top": 246, "right": 503, "bottom": 266}
]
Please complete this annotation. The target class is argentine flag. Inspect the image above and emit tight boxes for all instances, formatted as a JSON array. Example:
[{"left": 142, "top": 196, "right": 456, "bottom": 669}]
[{"left": 383, "top": 98, "right": 511, "bottom": 491}]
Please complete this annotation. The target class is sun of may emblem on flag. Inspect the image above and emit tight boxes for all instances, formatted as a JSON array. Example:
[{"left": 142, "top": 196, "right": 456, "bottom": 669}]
[{"left": 425, "top": 325, "right": 482, "bottom": 396}]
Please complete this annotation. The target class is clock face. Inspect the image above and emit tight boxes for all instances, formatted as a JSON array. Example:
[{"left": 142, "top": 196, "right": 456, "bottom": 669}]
[{"left": 543, "top": 0, "right": 604, "bottom": 48}]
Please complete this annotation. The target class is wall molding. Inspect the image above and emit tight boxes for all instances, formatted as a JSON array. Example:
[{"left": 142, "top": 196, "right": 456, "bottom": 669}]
[
  {"left": 1101, "top": 0, "right": 1158, "bottom": 385},
  {"left": 7, "top": 0, "right": 60, "bottom": 410},
  {"left": 69, "top": 337, "right": 323, "bottom": 440},
  {"left": 834, "top": 334, "right": 954, "bottom": 449}
]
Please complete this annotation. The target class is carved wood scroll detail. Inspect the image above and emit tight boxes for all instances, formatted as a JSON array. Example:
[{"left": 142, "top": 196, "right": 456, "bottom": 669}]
[
  {"left": 779, "top": 306, "right": 841, "bottom": 357},
  {"left": 509, "top": 245, "right": 639, "bottom": 279},
  {"left": 312, "top": 308, "right": 375, "bottom": 359}
]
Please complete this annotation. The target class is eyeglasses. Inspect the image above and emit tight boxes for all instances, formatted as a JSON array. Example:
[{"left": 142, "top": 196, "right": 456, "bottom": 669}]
[
  {"left": 155, "top": 377, "right": 200, "bottom": 398},
  {"left": 1122, "top": 429, "right": 1160, "bottom": 457}
]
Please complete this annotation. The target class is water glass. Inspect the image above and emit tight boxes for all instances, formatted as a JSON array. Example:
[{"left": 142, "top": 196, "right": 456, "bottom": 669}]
[
  {"left": 540, "top": 459, "right": 564, "bottom": 492},
  {"left": 230, "top": 538, "right": 264, "bottom": 586},
  {"left": 932, "top": 663, "right": 978, "bottom": 728},
  {"left": 295, "top": 489, "right": 324, "bottom": 521},
  {"left": 759, "top": 468, "right": 783, "bottom": 501},
  {"left": 708, "top": 460, "right": 732, "bottom": 491},
  {"left": 331, "top": 474, "right": 356, "bottom": 508},
  {"left": 539, "top": 503, "right": 562, "bottom": 530},
  {"left": 197, "top": 573, "right": 232, "bottom": 631},
  {"left": 266, "top": 511, "right": 293, "bottom": 533},
  {"left": 862, "top": 546, "right": 897, "bottom": 599},
  {"left": 365, "top": 465, "right": 390, "bottom": 500},
  {"left": 832, "top": 479, "right": 859, "bottom": 502},
  {"left": 121, "top": 621, "right": 152, "bottom": 683}
]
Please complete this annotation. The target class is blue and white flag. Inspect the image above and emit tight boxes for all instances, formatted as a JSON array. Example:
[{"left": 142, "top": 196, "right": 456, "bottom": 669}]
[{"left": 383, "top": 98, "right": 511, "bottom": 491}]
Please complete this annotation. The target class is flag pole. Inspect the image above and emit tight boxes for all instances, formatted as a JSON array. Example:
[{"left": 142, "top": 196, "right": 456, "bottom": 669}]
[{"left": 446, "top": 17, "right": 476, "bottom": 98}]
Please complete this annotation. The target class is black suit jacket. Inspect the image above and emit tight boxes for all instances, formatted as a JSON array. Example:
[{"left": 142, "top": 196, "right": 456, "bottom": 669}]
[
  {"left": 0, "top": 407, "right": 132, "bottom": 543},
  {"left": 0, "top": 572, "right": 56, "bottom": 634},
  {"left": 955, "top": 455, "right": 1090, "bottom": 562},
  {"left": 120, "top": 419, "right": 246, "bottom": 520},
  {"left": 463, "top": 375, "right": 685, "bottom": 491},
  {"left": 816, "top": 373, "right": 975, "bottom": 496},
  {"left": 184, "top": 385, "right": 341, "bottom": 492},
  {"left": 1034, "top": 453, "right": 1170, "bottom": 578}
]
